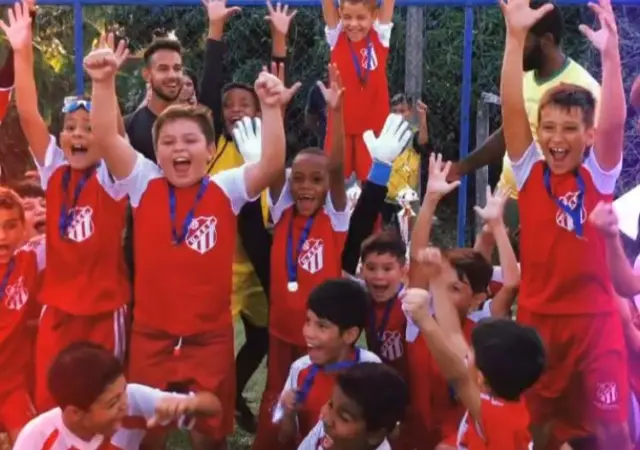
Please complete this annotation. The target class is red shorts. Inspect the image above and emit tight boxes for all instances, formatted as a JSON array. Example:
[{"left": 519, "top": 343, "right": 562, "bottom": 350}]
[
  {"left": 35, "top": 305, "right": 128, "bottom": 412},
  {"left": 0, "top": 387, "right": 36, "bottom": 432},
  {"left": 324, "top": 126, "right": 372, "bottom": 182},
  {"left": 127, "top": 325, "right": 235, "bottom": 441},
  {"left": 518, "top": 309, "right": 628, "bottom": 436},
  {"left": 253, "top": 334, "right": 307, "bottom": 450}
]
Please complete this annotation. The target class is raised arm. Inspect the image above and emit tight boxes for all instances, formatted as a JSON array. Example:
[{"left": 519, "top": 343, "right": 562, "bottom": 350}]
[
  {"left": 590, "top": 201, "right": 640, "bottom": 298},
  {"left": 579, "top": 0, "right": 624, "bottom": 171},
  {"left": 85, "top": 43, "right": 136, "bottom": 180},
  {"left": 499, "top": 0, "right": 553, "bottom": 162},
  {"left": 0, "top": 0, "right": 49, "bottom": 164},
  {"left": 201, "top": 0, "right": 239, "bottom": 138},
  {"left": 321, "top": 0, "right": 339, "bottom": 29},
  {"left": 449, "top": 127, "right": 506, "bottom": 182},
  {"left": 409, "top": 154, "right": 459, "bottom": 288},
  {"left": 244, "top": 71, "right": 287, "bottom": 199},
  {"left": 378, "top": 0, "right": 395, "bottom": 24},
  {"left": 631, "top": 76, "right": 640, "bottom": 112},
  {"left": 474, "top": 186, "right": 520, "bottom": 317}
]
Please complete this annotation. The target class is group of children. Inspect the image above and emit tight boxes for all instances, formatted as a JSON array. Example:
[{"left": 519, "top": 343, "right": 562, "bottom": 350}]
[{"left": 0, "top": 0, "right": 637, "bottom": 448}]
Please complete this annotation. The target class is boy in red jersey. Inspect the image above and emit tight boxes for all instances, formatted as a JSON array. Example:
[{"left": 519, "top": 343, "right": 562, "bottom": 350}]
[
  {"left": 402, "top": 261, "right": 545, "bottom": 450},
  {"left": 0, "top": 187, "right": 43, "bottom": 445},
  {"left": 14, "top": 342, "right": 221, "bottom": 450},
  {"left": 1, "top": 3, "right": 131, "bottom": 413},
  {"left": 272, "top": 279, "right": 380, "bottom": 448},
  {"left": 321, "top": 0, "right": 396, "bottom": 181},
  {"left": 500, "top": 0, "right": 630, "bottom": 445},
  {"left": 405, "top": 155, "right": 520, "bottom": 449},
  {"left": 298, "top": 362, "right": 409, "bottom": 450},
  {"left": 11, "top": 180, "right": 46, "bottom": 240},
  {"left": 84, "top": 38, "right": 287, "bottom": 449},
  {"left": 254, "top": 55, "right": 411, "bottom": 445}
]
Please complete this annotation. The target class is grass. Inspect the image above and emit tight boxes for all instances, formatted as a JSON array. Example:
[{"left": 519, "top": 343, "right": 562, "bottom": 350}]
[{"left": 167, "top": 319, "right": 267, "bottom": 450}]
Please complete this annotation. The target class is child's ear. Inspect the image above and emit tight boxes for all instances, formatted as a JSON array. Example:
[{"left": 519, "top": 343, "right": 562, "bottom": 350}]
[
  {"left": 342, "top": 326, "right": 361, "bottom": 346},
  {"left": 142, "top": 67, "right": 150, "bottom": 83}
]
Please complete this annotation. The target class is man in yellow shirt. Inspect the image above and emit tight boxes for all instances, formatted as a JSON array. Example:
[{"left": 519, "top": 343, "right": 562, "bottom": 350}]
[{"left": 449, "top": 0, "right": 600, "bottom": 241}]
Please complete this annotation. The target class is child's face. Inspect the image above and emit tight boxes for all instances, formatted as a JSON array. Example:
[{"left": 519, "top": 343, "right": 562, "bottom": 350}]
[
  {"left": 70, "top": 375, "right": 128, "bottom": 437},
  {"left": 320, "top": 385, "right": 384, "bottom": 450},
  {"left": 339, "top": 1, "right": 376, "bottom": 43},
  {"left": 179, "top": 75, "right": 195, "bottom": 104},
  {"left": 433, "top": 259, "right": 482, "bottom": 316},
  {"left": 361, "top": 252, "right": 405, "bottom": 303},
  {"left": 536, "top": 105, "right": 594, "bottom": 175},
  {"left": 303, "top": 310, "right": 355, "bottom": 365},
  {"left": 222, "top": 88, "right": 259, "bottom": 135},
  {"left": 391, "top": 102, "right": 413, "bottom": 122},
  {"left": 155, "top": 118, "right": 214, "bottom": 187},
  {"left": 59, "top": 109, "right": 99, "bottom": 170},
  {"left": 290, "top": 153, "right": 329, "bottom": 217},
  {"left": 0, "top": 207, "right": 25, "bottom": 264},
  {"left": 22, "top": 196, "right": 46, "bottom": 239}
]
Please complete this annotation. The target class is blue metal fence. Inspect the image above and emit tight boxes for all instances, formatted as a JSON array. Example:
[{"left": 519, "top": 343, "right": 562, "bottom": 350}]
[{"left": 0, "top": 0, "right": 638, "bottom": 245}]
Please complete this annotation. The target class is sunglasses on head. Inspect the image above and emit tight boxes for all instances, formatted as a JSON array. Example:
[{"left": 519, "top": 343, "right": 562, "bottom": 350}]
[{"left": 62, "top": 97, "right": 92, "bottom": 114}]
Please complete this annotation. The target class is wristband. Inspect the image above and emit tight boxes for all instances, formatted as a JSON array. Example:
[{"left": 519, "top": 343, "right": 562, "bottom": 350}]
[{"left": 367, "top": 159, "right": 392, "bottom": 186}]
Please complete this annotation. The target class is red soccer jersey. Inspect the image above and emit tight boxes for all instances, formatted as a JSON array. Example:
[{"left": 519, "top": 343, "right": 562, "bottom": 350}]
[
  {"left": 0, "top": 87, "right": 10, "bottom": 125},
  {"left": 406, "top": 308, "right": 490, "bottom": 447},
  {"left": 456, "top": 394, "right": 531, "bottom": 450},
  {"left": 36, "top": 138, "right": 129, "bottom": 315},
  {"left": 0, "top": 238, "right": 44, "bottom": 395},
  {"left": 326, "top": 21, "right": 391, "bottom": 136},
  {"left": 120, "top": 155, "right": 250, "bottom": 336},
  {"left": 366, "top": 291, "right": 409, "bottom": 380},
  {"left": 514, "top": 145, "right": 620, "bottom": 315},
  {"left": 273, "top": 349, "right": 381, "bottom": 439},
  {"left": 269, "top": 181, "right": 349, "bottom": 346}
]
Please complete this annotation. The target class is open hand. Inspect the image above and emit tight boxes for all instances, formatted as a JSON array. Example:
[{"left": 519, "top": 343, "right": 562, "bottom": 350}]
[
  {"left": 83, "top": 47, "right": 118, "bottom": 83},
  {"left": 265, "top": 0, "right": 296, "bottom": 36},
  {"left": 96, "top": 32, "right": 130, "bottom": 71},
  {"left": 0, "top": 0, "right": 32, "bottom": 52},
  {"left": 473, "top": 186, "right": 510, "bottom": 229},
  {"left": 579, "top": 0, "right": 618, "bottom": 56},
  {"left": 426, "top": 153, "right": 460, "bottom": 199},
  {"left": 317, "top": 64, "right": 344, "bottom": 111},
  {"left": 589, "top": 201, "right": 619, "bottom": 239},
  {"left": 147, "top": 395, "right": 196, "bottom": 428},
  {"left": 499, "top": 0, "right": 554, "bottom": 37},
  {"left": 268, "top": 61, "right": 301, "bottom": 106},
  {"left": 203, "top": 0, "right": 241, "bottom": 25},
  {"left": 416, "top": 99, "right": 428, "bottom": 121},
  {"left": 363, "top": 114, "right": 412, "bottom": 164},
  {"left": 232, "top": 117, "right": 262, "bottom": 164}
]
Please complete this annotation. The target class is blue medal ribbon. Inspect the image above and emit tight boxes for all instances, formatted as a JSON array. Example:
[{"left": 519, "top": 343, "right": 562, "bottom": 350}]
[
  {"left": 0, "top": 258, "right": 15, "bottom": 299},
  {"left": 59, "top": 166, "right": 96, "bottom": 239},
  {"left": 543, "top": 165, "right": 585, "bottom": 237},
  {"left": 368, "top": 285, "right": 404, "bottom": 353},
  {"left": 295, "top": 348, "right": 362, "bottom": 405},
  {"left": 286, "top": 214, "right": 315, "bottom": 291},
  {"left": 347, "top": 35, "right": 372, "bottom": 86},
  {"left": 168, "top": 177, "right": 210, "bottom": 245}
]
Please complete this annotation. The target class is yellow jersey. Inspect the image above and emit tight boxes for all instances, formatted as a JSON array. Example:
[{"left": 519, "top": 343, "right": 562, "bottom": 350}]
[
  {"left": 208, "top": 134, "right": 269, "bottom": 327},
  {"left": 498, "top": 59, "right": 601, "bottom": 199},
  {"left": 387, "top": 132, "right": 421, "bottom": 202}
]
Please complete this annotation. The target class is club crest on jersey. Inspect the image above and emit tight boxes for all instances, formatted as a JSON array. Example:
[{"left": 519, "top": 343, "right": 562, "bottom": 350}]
[
  {"left": 380, "top": 330, "right": 404, "bottom": 361},
  {"left": 4, "top": 276, "right": 28, "bottom": 311},
  {"left": 595, "top": 382, "right": 619, "bottom": 409},
  {"left": 185, "top": 216, "right": 217, "bottom": 255},
  {"left": 554, "top": 191, "right": 586, "bottom": 232},
  {"left": 298, "top": 238, "right": 324, "bottom": 274},
  {"left": 65, "top": 206, "right": 94, "bottom": 242},
  {"left": 360, "top": 46, "right": 378, "bottom": 70}
]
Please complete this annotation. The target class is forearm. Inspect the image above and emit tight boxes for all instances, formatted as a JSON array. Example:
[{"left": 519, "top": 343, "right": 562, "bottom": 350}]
[
  {"left": 271, "top": 32, "right": 287, "bottom": 59},
  {"left": 473, "top": 229, "right": 495, "bottom": 262},
  {"left": 417, "top": 120, "right": 428, "bottom": 145},
  {"left": 249, "top": 106, "right": 285, "bottom": 199},
  {"left": 417, "top": 312, "right": 468, "bottom": 382},
  {"left": 408, "top": 196, "right": 438, "bottom": 287},
  {"left": 595, "top": 50, "right": 625, "bottom": 170},
  {"left": 493, "top": 224, "right": 519, "bottom": 288},
  {"left": 457, "top": 127, "right": 506, "bottom": 176},
  {"left": 200, "top": 38, "right": 226, "bottom": 138},
  {"left": 191, "top": 392, "right": 222, "bottom": 416},
  {"left": 606, "top": 235, "right": 640, "bottom": 298},
  {"left": 14, "top": 46, "right": 42, "bottom": 122},
  {"left": 92, "top": 79, "right": 120, "bottom": 140}
]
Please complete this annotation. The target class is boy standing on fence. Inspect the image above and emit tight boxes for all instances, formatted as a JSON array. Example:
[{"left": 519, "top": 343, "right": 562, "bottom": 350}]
[
  {"left": 500, "top": 0, "right": 631, "bottom": 447},
  {"left": 321, "top": 0, "right": 396, "bottom": 181}
]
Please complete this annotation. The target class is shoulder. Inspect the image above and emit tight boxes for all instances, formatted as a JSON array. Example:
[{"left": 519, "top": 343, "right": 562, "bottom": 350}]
[
  {"left": 15, "top": 408, "right": 60, "bottom": 447},
  {"left": 292, "top": 355, "right": 314, "bottom": 372},
  {"left": 359, "top": 348, "right": 382, "bottom": 363},
  {"left": 566, "top": 59, "right": 600, "bottom": 94}
]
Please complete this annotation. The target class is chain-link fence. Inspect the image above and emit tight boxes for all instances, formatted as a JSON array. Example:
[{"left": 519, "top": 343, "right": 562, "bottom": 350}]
[{"left": 0, "top": 1, "right": 638, "bottom": 247}]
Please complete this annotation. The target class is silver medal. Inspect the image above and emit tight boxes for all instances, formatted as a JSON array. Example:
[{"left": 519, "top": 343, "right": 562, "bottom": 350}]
[{"left": 287, "top": 281, "right": 299, "bottom": 292}]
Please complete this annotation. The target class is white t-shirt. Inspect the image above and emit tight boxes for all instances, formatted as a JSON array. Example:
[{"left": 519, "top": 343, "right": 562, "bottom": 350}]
[
  {"left": 298, "top": 420, "right": 391, "bottom": 450},
  {"left": 14, "top": 384, "right": 194, "bottom": 450}
]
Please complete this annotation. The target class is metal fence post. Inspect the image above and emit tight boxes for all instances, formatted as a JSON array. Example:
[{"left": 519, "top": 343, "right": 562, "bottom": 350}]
[
  {"left": 474, "top": 96, "right": 489, "bottom": 235},
  {"left": 73, "top": 0, "right": 84, "bottom": 95},
  {"left": 456, "top": 5, "right": 474, "bottom": 247},
  {"left": 404, "top": 6, "right": 424, "bottom": 193}
]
